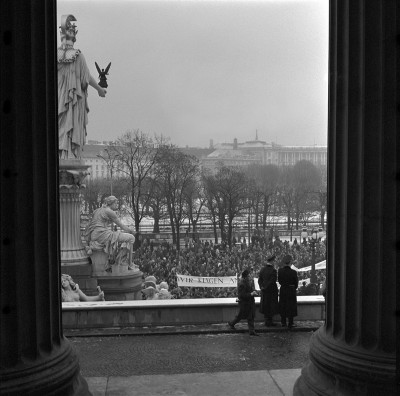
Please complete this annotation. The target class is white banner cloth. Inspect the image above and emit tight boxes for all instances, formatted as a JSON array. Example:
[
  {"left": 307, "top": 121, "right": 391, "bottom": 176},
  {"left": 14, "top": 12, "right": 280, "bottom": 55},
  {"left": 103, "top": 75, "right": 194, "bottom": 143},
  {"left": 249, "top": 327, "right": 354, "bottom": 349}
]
[
  {"left": 295, "top": 260, "right": 326, "bottom": 272},
  {"left": 176, "top": 274, "right": 237, "bottom": 288}
]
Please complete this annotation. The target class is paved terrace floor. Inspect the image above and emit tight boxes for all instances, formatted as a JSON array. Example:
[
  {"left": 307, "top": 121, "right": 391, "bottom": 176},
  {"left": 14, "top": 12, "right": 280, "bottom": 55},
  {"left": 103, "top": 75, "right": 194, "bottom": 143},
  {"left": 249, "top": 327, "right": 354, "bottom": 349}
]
[{"left": 68, "top": 321, "right": 323, "bottom": 395}]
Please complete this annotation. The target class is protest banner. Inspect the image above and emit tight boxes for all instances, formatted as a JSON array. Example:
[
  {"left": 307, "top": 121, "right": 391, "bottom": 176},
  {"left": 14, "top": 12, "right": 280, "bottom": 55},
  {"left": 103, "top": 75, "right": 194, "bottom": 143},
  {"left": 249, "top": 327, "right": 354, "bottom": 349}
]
[
  {"left": 295, "top": 260, "right": 326, "bottom": 272},
  {"left": 176, "top": 274, "right": 237, "bottom": 288}
]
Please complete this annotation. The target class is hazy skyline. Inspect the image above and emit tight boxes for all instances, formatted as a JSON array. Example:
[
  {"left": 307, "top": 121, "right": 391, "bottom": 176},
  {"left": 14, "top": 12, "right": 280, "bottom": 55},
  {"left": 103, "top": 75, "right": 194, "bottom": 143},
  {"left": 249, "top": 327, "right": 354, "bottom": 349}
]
[{"left": 57, "top": 0, "right": 329, "bottom": 148}]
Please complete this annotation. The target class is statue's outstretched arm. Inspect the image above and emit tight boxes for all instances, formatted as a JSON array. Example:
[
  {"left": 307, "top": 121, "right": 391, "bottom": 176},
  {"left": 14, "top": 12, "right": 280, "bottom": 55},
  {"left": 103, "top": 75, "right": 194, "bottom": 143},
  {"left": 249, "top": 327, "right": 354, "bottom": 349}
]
[{"left": 113, "top": 217, "right": 135, "bottom": 235}]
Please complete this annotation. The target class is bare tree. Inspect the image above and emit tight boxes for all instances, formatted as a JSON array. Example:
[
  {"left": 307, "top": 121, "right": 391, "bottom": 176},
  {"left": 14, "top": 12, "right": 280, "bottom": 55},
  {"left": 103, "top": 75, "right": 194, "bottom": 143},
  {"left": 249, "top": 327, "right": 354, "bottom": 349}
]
[
  {"left": 97, "top": 143, "right": 119, "bottom": 195},
  {"left": 140, "top": 175, "right": 167, "bottom": 233},
  {"left": 103, "top": 129, "right": 167, "bottom": 233},
  {"left": 183, "top": 178, "right": 206, "bottom": 234},
  {"left": 245, "top": 164, "right": 280, "bottom": 232},
  {"left": 156, "top": 146, "right": 200, "bottom": 250},
  {"left": 81, "top": 178, "right": 110, "bottom": 214},
  {"left": 202, "top": 171, "right": 222, "bottom": 243},
  {"left": 279, "top": 161, "right": 321, "bottom": 229},
  {"left": 213, "top": 165, "right": 248, "bottom": 247}
]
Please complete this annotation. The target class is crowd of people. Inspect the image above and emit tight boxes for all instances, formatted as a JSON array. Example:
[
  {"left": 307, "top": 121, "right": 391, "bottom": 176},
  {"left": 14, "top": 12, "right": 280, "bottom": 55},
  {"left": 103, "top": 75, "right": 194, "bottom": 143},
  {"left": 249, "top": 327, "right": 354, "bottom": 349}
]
[
  {"left": 78, "top": 195, "right": 326, "bottom": 300},
  {"left": 63, "top": 229, "right": 326, "bottom": 302},
  {"left": 134, "top": 234, "right": 327, "bottom": 300}
]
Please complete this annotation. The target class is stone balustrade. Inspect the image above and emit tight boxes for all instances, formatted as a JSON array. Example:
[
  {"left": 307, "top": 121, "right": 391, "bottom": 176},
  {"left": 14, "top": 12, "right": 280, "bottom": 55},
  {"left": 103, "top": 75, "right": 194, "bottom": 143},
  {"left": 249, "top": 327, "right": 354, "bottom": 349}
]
[{"left": 62, "top": 296, "right": 325, "bottom": 330}]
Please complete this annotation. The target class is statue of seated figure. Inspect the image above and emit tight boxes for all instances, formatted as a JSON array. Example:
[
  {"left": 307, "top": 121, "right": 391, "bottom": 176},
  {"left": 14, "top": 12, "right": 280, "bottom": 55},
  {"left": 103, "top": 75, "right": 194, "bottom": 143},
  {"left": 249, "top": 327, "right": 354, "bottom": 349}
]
[
  {"left": 61, "top": 274, "right": 105, "bottom": 302},
  {"left": 84, "top": 196, "right": 137, "bottom": 274}
]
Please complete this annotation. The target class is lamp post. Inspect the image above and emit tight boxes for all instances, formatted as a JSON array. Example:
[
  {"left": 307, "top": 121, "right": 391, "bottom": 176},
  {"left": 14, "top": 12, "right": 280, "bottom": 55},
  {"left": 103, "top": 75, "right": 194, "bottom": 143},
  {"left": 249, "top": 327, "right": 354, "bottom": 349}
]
[
  {"left": 247, "top": 202, "right": 251, "bottom": 245},
  {"left": 321, "top": 204, "right": 326, "bottom": 230},
  {"left": 310, "top": 229, "right": 318, "bottom": 285},
  {"left": 290, "top": 217, "right": 294, "bottom": 242}
]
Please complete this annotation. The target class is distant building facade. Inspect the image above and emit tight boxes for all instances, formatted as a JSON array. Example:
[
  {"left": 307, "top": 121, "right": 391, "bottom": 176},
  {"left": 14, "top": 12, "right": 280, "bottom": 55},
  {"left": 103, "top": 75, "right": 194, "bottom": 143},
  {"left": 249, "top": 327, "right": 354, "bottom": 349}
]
[
  {"left": 81, "top": 144, "right": 213, "bottom": 180},
  {"left": 201, "top": 136, "right": 327, "bottom": 172},
  {"left": 81, "top": 137, "right": 327, "bottom": 179},
  {"left": 82, "top": 144, "right": 128, "bottom": 180}
]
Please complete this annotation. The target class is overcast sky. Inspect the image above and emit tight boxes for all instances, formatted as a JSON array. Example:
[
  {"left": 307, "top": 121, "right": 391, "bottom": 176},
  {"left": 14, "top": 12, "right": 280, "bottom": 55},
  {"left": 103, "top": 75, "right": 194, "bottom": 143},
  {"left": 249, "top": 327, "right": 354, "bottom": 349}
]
[{"left": 57, "top": 0, "right": 329, "bottom": 148}]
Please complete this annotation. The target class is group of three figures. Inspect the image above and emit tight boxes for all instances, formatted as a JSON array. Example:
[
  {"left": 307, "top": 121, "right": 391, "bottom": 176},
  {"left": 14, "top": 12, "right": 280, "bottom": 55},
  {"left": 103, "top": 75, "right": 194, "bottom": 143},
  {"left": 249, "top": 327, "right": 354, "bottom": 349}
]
[{"left": 228, "top": 254, "right": 298, "bottom": 336}]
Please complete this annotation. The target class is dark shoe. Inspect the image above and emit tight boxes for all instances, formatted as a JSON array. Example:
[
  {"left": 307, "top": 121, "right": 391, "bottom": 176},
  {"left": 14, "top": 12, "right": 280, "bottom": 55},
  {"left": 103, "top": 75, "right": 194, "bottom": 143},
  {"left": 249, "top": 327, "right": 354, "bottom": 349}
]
[
  {"left": 288, "top": 323, "right": 297, "bottom": 328},
  {"left": 281, "top": 323, "right": 287, "bottom": 327},
  {"left": 265, "top": 322, "right": 277, "bottom": 327},
  {"left": 228, "top": 322, "right": 236, "bottom": 330},
  {"left": 249, "top": 331, "right": 260, "bottom": 336}
]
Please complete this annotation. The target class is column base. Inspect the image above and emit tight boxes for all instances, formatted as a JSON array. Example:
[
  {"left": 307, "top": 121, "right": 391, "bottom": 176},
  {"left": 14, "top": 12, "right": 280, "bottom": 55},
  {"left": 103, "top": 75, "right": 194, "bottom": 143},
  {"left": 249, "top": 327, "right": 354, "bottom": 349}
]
[
  {"left": 293, "top": 327, "right": 396, "bottom": 396},
  {"left": 61, "top": 249, "right": 91, "bottom": 266},
  {"left": 0, "top": 339, "right": 91, "bottom": 396}
]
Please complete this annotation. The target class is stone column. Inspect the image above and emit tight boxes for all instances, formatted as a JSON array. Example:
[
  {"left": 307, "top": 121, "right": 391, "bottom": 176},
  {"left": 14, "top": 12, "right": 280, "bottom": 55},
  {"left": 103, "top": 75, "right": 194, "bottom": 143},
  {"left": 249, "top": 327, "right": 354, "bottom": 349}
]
[
  {"left": 0, "top": 0, "right": 90, "bottom": 394},
  {"left": 294, "top": 1, "right": 397, "bottom": 395},
  {"left": 59, "top": 161, "right": 97, "bottom": 294},
  {"left": 59, "top": 160, "right": 91, "bottom": 266}
]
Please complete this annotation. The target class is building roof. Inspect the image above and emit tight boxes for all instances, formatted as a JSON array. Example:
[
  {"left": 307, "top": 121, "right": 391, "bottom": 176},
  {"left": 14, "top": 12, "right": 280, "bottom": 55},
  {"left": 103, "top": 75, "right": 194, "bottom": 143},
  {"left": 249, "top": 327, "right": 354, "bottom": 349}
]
[
  {"left": 81, "top": 144, "right": 214, "bottom": 161},
  {"left": 276, "top": 145, "right": 327, "bottom": 150},
  {"left": 179, "top": 147, "right": 214, "bottom": 159},
  {"left": 206, "top": 149, "right": 259, "bottom": 159}
]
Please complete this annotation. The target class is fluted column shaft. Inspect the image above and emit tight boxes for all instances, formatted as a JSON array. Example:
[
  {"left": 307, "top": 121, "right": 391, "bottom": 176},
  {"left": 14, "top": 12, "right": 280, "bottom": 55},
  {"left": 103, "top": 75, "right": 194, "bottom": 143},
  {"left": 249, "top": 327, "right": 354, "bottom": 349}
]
[
  {"left": 0, "top": 0, "right": 90, "bottom": 394},
  {"left": 60, "top": 187, "right": 84, "bottom": 263},
  {"left": 294, "top": 1, "right": 398, "bottom": 395},
  {"left": 59, "top": 170, "right": 90, "bottom": 267}
]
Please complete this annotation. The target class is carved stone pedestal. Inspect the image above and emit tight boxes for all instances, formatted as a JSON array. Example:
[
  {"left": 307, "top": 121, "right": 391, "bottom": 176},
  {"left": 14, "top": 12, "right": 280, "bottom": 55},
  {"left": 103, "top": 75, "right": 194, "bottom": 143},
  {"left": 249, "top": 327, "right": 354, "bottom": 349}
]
[
  {"left": 95, "top": 271, "right": 144, "bottom": 301},
  {"left": 90, "top": 250, "right": 110, "bottom": 276},
  {"left": 89, "top": 246, "right": 143, "bottom": 300}
]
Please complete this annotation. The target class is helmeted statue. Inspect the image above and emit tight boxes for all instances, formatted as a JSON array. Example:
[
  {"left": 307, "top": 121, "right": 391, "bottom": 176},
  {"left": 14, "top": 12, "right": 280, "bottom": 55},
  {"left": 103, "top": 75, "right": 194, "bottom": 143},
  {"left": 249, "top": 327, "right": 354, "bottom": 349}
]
[{"left": 57, "top": 15, "right": 107, "bottom": 160}]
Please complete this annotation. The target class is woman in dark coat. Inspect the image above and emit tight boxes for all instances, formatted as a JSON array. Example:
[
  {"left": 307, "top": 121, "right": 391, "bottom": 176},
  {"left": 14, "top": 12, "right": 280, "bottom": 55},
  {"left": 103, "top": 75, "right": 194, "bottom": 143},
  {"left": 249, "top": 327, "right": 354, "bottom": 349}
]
[
  {"left": 258, "top": 255, "right": 279, "bottom": 326},
  {"left": 278, "top": 254, "right": 298, "bottom": 328},
  {"left": 228, "top": 269, "right": 259, "bottom": 336}
]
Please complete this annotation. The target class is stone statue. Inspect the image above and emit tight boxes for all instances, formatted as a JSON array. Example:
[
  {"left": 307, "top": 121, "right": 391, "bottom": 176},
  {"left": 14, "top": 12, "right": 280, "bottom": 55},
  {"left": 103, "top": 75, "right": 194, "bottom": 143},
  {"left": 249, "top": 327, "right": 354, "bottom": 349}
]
[
  {"left": 61, "top": 274, "right": 105, "bottom": 302},
  {"left": 95, "top": 62, "right": 111, "bottom": 88},
  {"left": 84, "top": 196, "right": 137, "bottom": 272},
  {"left": 57, "top": 15, "right": 107, "bottom": 160}
]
